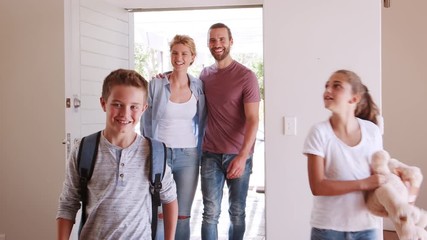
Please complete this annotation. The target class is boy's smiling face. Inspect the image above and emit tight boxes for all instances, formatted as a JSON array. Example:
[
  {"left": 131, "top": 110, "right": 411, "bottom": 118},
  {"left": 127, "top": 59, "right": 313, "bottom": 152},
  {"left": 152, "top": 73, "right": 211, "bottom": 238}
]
[{"left": 101, "top": 85, "right": 147, "bottom": 136}]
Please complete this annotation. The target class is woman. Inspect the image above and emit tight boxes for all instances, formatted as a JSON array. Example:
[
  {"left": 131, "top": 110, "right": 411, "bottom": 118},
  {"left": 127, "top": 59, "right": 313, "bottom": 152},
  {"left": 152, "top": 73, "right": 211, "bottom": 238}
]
[
  {"left": 303, "top": 69, "right": 386, "bottom": 240},
  {"left": 141, "top": 34, "right": 206, "bottom": 240}
]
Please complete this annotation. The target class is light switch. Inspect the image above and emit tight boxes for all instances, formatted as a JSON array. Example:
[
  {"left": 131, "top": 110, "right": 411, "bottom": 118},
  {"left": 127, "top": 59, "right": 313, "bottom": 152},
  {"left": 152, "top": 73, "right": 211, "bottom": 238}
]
[{"left": 283, "top": 116, "right": 297, "bottom": 136}]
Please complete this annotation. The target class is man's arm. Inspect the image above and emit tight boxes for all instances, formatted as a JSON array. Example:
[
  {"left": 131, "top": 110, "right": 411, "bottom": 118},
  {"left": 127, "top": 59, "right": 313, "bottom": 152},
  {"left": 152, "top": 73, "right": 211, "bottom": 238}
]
[
  {"left": 162, "top": 199, "right": 178, "bottom": 240},
  {"left": 227, "top": 101, "right": 259, "bottom": 179},
  {"left": 57, "top": 218, "right": 74, "bottom": 240}
]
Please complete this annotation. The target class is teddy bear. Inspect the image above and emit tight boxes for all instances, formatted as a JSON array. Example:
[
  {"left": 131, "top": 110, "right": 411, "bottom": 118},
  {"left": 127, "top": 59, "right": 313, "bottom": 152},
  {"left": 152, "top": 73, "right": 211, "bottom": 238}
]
[{"left": 365, "top": 150, "right": 427, "bottom": 240}]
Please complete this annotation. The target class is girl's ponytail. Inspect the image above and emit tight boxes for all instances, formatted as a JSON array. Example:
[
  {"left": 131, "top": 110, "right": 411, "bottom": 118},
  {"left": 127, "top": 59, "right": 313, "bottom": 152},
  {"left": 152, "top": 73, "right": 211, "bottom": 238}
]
[
  {"left": 355, "top": 84, "right": 379, "bottom": 125},
  {"left": 334, "top": 70, "right": 380, "bottom": 125}
]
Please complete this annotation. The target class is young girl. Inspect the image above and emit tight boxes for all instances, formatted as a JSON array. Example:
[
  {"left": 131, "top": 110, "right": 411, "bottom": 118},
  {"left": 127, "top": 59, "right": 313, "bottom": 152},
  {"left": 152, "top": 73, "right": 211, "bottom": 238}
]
[
  {"left": 141, "top": 35, "right": 206, "bottom": 240},
  {"left": 303, "top": 69, "right": 386, "bottom": 240}
]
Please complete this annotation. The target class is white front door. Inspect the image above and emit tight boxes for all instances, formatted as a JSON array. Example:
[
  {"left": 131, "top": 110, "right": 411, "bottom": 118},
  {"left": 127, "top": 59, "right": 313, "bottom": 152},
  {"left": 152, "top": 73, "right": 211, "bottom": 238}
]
[
  {"left": 65, "top": 0, "right": 134, "bottom": 155},
  {"left": 64, "top": 0, "right": 134, "bottom": 238}
]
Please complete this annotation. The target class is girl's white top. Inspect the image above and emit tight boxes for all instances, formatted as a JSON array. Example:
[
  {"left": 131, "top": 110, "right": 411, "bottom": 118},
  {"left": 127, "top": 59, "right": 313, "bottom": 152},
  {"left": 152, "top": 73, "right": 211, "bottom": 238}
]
[{"left": 303, "top": 118, "right": 383, "bottom": 231}]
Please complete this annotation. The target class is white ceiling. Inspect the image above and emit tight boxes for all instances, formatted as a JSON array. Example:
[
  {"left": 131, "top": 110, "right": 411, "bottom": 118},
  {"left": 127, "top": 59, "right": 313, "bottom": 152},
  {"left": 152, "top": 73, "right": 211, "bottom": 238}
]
[{"left": 105, "top": 0, "right": 262, "bottom": 10}]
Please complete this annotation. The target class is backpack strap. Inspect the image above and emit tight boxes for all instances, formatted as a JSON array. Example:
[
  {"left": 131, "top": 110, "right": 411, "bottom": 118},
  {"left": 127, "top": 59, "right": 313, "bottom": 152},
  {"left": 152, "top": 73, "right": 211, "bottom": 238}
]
[
  {"left": 77, "top": 131, "right": 101, "bottom": 237},
  {"left": 145, "top": 137, "right": 167, "bottom": 240}
]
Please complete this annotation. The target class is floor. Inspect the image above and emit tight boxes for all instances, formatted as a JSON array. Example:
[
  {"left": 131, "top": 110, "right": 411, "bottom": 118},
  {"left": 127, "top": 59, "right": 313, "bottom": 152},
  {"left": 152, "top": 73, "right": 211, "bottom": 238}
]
[
  {"left": 188, "top": 187, "right": 397, "bottom": 240},
  {"left": 189, "top": 186, "right": 266, "bottom": 240},
  {"left": 189, "top": 137, "right": 266, "bottom": 240},
  {"left": 383, "top": 230, "right": 399, "bottom": 240}
]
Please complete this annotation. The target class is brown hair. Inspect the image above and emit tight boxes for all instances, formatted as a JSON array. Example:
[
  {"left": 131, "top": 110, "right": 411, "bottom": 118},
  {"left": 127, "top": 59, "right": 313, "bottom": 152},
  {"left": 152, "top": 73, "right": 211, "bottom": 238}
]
[
  {"left": 208, "top": 22, "right": 233, "bottom": 40},
  {"left": 101, "top": 69, "right": 148, "bottom": 100},
  {"left": 334, "top": 69, "right": 380, "bottom": 125}
]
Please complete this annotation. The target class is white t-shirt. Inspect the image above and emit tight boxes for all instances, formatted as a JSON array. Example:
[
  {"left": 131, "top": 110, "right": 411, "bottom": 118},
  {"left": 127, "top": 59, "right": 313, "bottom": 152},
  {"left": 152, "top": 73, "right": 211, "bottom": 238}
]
[
  {"left": 303, "top": 118, "right": 383, "bottom": 231},
  {"left": 157, "top": 94, "right": 197, "bottom": 148}
]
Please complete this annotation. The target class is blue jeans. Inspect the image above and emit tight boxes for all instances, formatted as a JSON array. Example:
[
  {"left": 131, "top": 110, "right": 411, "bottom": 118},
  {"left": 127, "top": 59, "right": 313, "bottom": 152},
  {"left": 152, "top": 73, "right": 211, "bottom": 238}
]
[
  {"left": 156, "top": 147, "right": 199, "bottom": 240},
  {"left": 200, "top": 152, "right": 253, "bottom": 240},
  {"left": 311, "top": 227, "right": 377, "bottom": 240}
]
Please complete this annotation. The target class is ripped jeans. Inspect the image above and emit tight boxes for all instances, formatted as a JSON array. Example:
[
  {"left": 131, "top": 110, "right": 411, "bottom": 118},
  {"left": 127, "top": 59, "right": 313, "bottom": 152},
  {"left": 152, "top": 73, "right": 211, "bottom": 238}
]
[{"left": 156, "top": 147, "right": 199, "bottom": 240}]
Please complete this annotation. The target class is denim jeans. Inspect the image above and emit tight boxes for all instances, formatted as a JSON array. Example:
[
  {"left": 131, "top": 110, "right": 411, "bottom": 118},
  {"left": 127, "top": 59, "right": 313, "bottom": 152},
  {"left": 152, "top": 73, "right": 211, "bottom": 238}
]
[
  {"left": 311, "top": 227, "right": 378, "bottom": 240},
  {"left": 200, "top": 152, "right": 253, "bottom": 240},
  {"left": 156, "top": 147, "right": 199, "bottom": 240}
]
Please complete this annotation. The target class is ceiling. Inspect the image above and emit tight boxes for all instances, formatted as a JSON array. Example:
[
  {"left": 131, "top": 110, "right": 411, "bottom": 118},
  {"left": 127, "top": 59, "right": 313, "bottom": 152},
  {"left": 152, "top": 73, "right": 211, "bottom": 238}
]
[{"left": 105, "top": 0, "right": 263, "bottom": 10}]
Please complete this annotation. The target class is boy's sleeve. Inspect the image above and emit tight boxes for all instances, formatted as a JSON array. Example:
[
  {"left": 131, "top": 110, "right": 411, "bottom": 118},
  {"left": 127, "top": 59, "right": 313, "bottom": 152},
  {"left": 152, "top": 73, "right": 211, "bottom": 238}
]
[
  {"left": 56, "top": 140, "right": 83, "bottom": 221},
  {"left": 159, "top": 164, "right": 177, "bottom": 204}
]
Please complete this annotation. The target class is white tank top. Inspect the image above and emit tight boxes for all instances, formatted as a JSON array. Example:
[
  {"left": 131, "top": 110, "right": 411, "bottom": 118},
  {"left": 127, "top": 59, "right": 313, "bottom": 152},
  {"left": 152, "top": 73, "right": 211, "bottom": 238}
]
[{"left": 157, "top": 94, "right": 197, "bottom": 148}]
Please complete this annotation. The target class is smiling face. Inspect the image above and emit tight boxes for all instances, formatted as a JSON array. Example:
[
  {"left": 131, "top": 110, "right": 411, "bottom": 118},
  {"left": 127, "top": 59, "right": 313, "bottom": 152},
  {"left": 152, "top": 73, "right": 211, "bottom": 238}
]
[
  {"left": 101, "top": 85, "right": 147, "bottom": 136},
  {"left": 208, "top": 27, "right": 233, "bottom": 61},
  {"left": 323, "top": 72, "right": 359, "bottom": 113},
  {"left": 170, "top": 43, "right": 194, "bottom": 71}
]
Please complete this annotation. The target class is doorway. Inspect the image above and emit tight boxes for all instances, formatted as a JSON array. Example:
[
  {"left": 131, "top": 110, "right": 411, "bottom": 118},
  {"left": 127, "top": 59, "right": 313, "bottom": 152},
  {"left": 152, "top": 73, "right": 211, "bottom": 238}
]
[
  {"left": 133, "top": 7, "right": 265, "bottom": 239},
  {"left": 133, "top": 6, "right": 264, "bottom": 187}
]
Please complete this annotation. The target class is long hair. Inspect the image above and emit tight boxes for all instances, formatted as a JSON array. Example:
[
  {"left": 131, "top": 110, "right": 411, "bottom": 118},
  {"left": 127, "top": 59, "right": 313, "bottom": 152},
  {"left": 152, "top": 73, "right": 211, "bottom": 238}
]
[{"left": 334, "top": 69, "right": 380, "bottom": 125}]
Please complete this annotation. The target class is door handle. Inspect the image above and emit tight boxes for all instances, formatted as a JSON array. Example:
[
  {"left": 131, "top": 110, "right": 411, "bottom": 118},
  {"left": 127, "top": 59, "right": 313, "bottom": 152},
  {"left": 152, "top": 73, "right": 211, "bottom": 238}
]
[{"left": 73, "top": 95, "right": 81, "bottom": 108}]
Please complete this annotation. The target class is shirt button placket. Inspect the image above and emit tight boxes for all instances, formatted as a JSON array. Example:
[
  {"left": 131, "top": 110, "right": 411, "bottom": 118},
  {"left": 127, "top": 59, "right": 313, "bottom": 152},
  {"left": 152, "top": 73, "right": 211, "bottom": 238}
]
[{"left": 120, "top": 163, "right": 125, "bottom": 182}]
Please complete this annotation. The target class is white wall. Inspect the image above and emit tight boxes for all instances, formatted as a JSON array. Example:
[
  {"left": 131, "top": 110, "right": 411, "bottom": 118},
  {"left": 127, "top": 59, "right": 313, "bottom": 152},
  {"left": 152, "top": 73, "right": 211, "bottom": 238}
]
[
  {"left": 0, "top": 0, "right": 383, "bottom": 239},
  {"left": 263, "top": 1, "right": 381, "bottom": 238}
]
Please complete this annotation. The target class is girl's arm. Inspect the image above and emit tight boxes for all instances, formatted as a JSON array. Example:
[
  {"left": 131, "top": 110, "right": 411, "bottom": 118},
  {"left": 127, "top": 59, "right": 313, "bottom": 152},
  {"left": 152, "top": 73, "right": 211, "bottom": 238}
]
[{"left": 307, "top": 154, "right": 386, "bottom": 196}]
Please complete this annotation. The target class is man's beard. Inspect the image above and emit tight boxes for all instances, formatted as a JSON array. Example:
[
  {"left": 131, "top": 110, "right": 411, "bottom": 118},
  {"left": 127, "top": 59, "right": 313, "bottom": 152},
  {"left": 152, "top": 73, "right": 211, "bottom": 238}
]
[{"left": 210, "top": 46, "right": 231, "bottom": 61}]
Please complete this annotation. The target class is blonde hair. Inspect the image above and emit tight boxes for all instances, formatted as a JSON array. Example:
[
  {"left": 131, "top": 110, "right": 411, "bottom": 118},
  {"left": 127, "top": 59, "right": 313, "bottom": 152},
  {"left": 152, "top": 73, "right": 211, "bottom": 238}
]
[{"left": 169, "top": 35, "right": 197, "bottom": 65}]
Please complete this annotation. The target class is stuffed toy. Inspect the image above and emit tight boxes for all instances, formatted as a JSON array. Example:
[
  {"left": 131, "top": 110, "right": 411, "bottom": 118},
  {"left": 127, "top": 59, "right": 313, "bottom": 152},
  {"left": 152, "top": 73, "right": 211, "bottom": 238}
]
[{"left": 365, "top": 150, "right": 427, "bottom": 240}]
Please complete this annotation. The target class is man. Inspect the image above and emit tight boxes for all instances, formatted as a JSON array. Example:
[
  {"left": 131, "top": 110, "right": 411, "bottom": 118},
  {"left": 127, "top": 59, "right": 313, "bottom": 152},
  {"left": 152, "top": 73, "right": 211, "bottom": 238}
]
[{"left": 200, "top": 23, "right": 260, "bottom": 240}]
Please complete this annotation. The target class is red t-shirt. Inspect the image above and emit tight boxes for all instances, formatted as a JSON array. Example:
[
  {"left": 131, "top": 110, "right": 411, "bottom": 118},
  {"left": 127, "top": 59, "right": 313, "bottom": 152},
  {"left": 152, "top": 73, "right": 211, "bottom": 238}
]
[{"left": 200, "top": 60, "right": 260, "bottom": 154}]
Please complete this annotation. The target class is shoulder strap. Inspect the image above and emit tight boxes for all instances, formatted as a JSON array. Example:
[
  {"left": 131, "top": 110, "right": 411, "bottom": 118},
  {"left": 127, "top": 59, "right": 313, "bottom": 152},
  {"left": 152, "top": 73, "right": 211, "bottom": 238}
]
[
  {"left": 145, "top": 136, "right": 167, "bottom": 240},
  {"left": 77, "top": 131, "right": 101, "bottom": 237}
]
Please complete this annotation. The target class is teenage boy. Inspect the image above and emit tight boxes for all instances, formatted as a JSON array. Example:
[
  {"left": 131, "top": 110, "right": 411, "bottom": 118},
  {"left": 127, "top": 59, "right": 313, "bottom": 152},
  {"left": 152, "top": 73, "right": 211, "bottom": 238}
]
[{"left": 56, "top": 69, "right": 178, "bottom": 240}]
